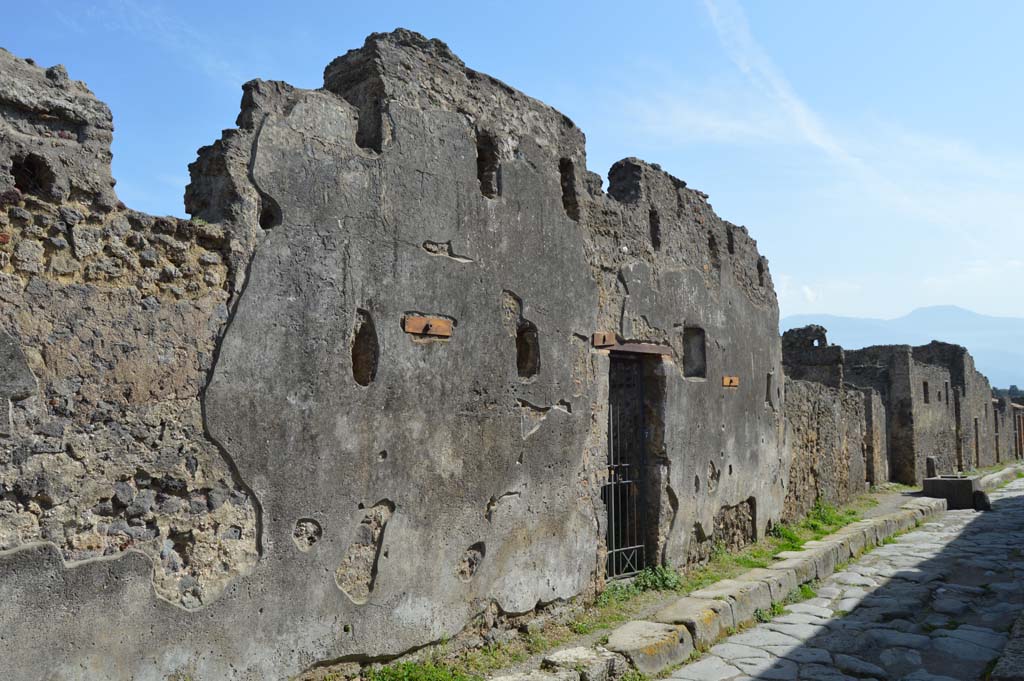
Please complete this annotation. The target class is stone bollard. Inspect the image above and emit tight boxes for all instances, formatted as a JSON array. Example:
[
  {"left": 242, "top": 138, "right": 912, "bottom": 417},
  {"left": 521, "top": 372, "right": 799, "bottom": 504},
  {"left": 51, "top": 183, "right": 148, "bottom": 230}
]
[{"left": 926, "top": 456, "right": 938, "bottom": 479}]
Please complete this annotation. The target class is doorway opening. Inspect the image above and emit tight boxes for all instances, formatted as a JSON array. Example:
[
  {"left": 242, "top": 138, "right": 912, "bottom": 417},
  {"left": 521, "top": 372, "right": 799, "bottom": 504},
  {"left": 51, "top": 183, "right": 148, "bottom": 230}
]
[{"left": 603, "top": 352, "right": 667, "bottom": 579}]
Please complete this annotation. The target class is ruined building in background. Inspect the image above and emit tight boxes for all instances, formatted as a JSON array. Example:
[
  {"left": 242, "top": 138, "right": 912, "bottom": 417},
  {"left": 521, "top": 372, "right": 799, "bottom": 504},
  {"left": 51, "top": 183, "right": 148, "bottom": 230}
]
[
  {"left": 783, "top": 326, "right": 1022, "bottom": 490},
  {"left": 0, "top": 29, "right": 1020, "bottom": 681},
  {"left": 0, "top": 30, "right": 784, "bottom": 679}
]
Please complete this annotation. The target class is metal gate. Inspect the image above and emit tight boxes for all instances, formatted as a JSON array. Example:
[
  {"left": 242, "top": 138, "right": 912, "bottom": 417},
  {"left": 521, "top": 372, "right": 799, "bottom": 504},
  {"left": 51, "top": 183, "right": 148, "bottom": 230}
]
[{"left": 603, "top": 355, "right": 648, "bottom": 579}]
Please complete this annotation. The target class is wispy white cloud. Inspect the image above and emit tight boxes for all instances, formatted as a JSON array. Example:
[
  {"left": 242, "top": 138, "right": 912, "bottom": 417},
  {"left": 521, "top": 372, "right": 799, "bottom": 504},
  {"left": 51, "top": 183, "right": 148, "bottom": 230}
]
[
  {"left": 68, "top": 1, "right": 245, "bottom": 89},
  {"left": 615, "top": 0, "right": 1024, "bottom": 318}
]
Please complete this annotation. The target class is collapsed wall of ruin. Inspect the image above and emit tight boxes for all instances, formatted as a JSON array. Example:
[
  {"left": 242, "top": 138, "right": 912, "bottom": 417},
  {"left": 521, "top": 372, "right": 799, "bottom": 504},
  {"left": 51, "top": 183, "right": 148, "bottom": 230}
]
[
  {"left": 0, "top": 30, "right": 786, "bottom": 680},
  {"left": 781, "top": 380, "right": 868, "bottom": 522},
  {"left": 0, "top": 48, "right": 259, "bottom": 609},
  {"left": 780, "top": 327, "right": 875, "bottom": 520}
]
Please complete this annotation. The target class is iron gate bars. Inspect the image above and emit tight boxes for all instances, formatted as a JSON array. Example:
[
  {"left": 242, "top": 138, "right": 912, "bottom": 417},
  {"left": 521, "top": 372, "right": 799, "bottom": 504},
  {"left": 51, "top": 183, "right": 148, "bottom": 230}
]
[{"left": 604, "top": 357, "right": 647, "bottom": 579}]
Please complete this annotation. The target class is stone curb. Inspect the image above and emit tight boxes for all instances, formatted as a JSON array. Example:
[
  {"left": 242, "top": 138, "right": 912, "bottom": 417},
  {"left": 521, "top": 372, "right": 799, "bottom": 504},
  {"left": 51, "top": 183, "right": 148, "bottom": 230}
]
[
  {"left": 980, "top": 463, "right": 1024, "bottom": 491},
  {"left": 992, "top": 609, "right": 1024, "bottom": 681},
  {"left": 488, "top": 496, "right": 950, "bottom": 680},
  {"left": 635, "top": 496, "right": 948, "bottom": 674}
]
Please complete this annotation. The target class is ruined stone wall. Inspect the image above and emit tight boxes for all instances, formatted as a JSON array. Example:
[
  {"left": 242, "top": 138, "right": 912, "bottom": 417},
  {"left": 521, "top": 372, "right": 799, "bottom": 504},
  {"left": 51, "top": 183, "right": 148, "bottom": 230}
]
[
  {"left": 781, "top": 325, "right": 843, "bottom": 389},
  {"left": 0, "top": 31, "right": 785, "bottom": 680},
  {"left": 861, "top": 388, "right": 889, "bottom": 485},
  {"left": 845, "top": 345, "right": 919, "bottom": 483},
  {"left": 0, "top": 49, "right": 259, "bottom": 609},
  {"left": 909, "top": 359, "right": 957, "bottom": 479},
  {"left": 781, "top": 379, "right": 868, "bottom": 522},
  {"left": 912, "top": 342, "right": 997, "bottom": 471}
]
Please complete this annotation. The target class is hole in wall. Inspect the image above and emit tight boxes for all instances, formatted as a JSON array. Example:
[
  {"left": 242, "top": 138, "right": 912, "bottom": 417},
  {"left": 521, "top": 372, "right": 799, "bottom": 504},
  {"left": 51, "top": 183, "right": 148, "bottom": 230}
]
[
  {"left": 457, "top": 541, "right": 486, "bottom": 582},
  {"left": 559, "top": 158, "right": 580, "bottom": 221},
  {"left": 336, "top": 499, "right": 394, "bottom": 604},
  {"left": 708, "top": 232, "right": 721, "bottom": 269},
  {"left": 649, "top": 208, "right": 661, "bottom": 251},
  {"left": 682, "top": 327, "right": 707, "bottom": 378},
  {"left": 10, "top": 153, "right": 56, "bottom": 199},
  {"left": 258, "top": 194, "right": 282, "bottom": 230},
  {"left": 694, "top": 474, "right": 700, "bottom": 493},
  {"left": 766, "top": 372, "right": 774, "bottom": 407},
  {"left": 292, "top": 518, "right": 323, "bottom": 552},
  {"left": 351, "top": 309, "right": 379, "bottom": 387},
  {"left": 756, "top": 259, "right": 766, "bottom": 287},
  {"left": 377, "top": 451, "right": 388, "bottom": 462},
  {"left": 726, "top": 226, "right": 735, "bottom": 254},
  {"left": 516, "top": 321, "right": 540, "bottom": 379},
  {"left": 476, "top": 130, "right": 501, "bottom": 198}
]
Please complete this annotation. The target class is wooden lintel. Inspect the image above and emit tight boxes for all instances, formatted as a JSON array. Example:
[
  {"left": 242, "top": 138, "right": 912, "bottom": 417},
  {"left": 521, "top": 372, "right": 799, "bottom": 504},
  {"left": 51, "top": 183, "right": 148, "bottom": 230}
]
[{"left": 611, "top": 342, "right": 673, "bottom": 356}]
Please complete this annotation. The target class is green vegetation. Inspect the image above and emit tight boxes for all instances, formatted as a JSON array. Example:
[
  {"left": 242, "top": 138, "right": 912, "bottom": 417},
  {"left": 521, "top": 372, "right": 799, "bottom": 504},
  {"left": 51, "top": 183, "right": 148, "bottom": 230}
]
[
  {"left": 621, "top": 671, "right": 650, "bottom": 681},
  {"left": 364, "top": 662, "right": 482, "bottom": 681},
  {"left": 796, "top": 582, "right": 818, "bottom": 601},
  {"left": 568, "top": 497, "right": 867, "bottom": 637}
]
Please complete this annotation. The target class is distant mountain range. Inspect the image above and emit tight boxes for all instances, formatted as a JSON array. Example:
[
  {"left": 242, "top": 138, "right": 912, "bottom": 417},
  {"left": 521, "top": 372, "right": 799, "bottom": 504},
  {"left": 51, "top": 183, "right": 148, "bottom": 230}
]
[{"left": 781, "top": 306, "right": 1024, "bottom": 389}]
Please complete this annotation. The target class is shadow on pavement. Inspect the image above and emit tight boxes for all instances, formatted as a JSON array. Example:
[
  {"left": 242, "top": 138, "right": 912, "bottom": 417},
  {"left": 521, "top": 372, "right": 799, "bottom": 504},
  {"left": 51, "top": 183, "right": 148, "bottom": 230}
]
[{"left": 675, "top": 480, "right": 1024, "bottom": 681}]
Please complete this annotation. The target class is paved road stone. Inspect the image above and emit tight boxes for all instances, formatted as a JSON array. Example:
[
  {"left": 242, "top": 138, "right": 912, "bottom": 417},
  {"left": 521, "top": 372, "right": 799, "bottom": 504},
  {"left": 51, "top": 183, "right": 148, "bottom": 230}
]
[{"left": 668, "top": 479, "right": 1024, "bottom": 680}]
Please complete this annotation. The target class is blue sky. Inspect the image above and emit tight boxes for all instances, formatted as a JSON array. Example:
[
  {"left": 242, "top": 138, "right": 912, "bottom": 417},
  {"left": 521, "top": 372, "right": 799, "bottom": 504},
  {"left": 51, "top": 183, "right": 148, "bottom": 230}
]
[{"left": 5, "top": 1, "right": 1023, "bottom": 319}]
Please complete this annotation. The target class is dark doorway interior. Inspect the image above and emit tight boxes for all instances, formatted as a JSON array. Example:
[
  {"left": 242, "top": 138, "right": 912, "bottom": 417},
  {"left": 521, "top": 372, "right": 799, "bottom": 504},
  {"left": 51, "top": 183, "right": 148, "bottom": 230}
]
[{"left": 603, "top": 353, "right": 666, "bottom": 579}]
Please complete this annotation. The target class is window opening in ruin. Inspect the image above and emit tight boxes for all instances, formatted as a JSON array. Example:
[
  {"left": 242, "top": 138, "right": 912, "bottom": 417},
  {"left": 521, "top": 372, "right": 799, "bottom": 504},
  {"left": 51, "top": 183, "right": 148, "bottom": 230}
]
[
  {"left": 516, "top": 321, "right": 540, "bottom": 379},
  {"left": 945, "top": 381, "right": 950, "bottom": 404},
  {"left": 923, "top": 381, "right": 930, "bottom": 404},
  {"left": 351, "top": 309, "right": 379, "bottom": 386},
  {"left": 559, "top": 158, "right": 580, "bottom": 221},
  {"left": 476, "top": 130, "right": 501, "bottom": 198},
  {"left": 682, "top": 327, "right": 707, "bottom": 379},
  {"left": 765, "top": 372, "right": 774, "bottom": 407},
  {"left": 603, "top": 353, "right": 664, "bottom": 579},
  {"left": 756, "top": 259, "right": 765, "bottom": 287},
  {"left": 10, "top": 153, "right": 56, "bottom": 198},
  {"left": 649, "top": 208, "right": 661, "bottom": 251},
  {"left": 726, "top": 226, "right": 735, "bottom": 254}
]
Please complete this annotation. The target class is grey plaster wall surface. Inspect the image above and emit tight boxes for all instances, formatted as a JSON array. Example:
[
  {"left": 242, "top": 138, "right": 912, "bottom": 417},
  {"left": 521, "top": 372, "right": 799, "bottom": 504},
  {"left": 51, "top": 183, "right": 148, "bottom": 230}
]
[{"left": 0, "top": 30, "right": 786, "bottom": 680}]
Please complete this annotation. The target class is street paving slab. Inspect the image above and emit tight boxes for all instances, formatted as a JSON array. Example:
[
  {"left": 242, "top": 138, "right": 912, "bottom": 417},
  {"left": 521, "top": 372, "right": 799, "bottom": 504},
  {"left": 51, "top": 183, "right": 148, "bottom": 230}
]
[{"left": 668, "top": 478, "right": 1024, "bottom": 681}]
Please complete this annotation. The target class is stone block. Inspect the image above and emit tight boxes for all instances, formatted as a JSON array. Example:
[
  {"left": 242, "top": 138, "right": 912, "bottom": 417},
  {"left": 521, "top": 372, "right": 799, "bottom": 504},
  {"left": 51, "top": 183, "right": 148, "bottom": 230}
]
[
  {"left": 653, "top": 596, "right": 733, "bottom": 650},
  {"left": 605, "top": 621, "right": 693, "bottom": 675},
  {"left": 771, "top": 555, "right": 816, "bottom": 584},
  {"left": 541, "top": 647, "right": 627, "bottom": 681},
  {"left": 923, "top": 475, "right": 980, "bottom": 510},
  {"left": 736, "top": 567, "right": 797, "bottom": 602},
  {"left": 691, "top": 578, "right": 772, "bottom": 626},
  {"left": 491, "top": 671, "right": 580, "bottom": 681}
]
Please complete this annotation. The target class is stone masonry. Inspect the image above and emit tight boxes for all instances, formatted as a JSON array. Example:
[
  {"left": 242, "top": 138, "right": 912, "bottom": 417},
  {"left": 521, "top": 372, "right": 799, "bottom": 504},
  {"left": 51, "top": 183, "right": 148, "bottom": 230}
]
[{"left": 0, "top": 29, "right": 1021, "bottom": 681}]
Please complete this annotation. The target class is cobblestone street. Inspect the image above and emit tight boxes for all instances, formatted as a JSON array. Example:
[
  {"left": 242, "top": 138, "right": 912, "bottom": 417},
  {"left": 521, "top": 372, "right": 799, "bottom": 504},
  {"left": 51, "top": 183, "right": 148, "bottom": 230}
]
[{"left": 672, "top": 480, "right": 1024, "bottom": 681}]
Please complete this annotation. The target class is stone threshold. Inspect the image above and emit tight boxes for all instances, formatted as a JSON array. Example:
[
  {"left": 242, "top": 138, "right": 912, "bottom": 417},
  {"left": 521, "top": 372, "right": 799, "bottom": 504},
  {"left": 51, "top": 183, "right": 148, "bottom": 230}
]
[{"left": 491, "top": 496, "right": 949, "bottom": 681}]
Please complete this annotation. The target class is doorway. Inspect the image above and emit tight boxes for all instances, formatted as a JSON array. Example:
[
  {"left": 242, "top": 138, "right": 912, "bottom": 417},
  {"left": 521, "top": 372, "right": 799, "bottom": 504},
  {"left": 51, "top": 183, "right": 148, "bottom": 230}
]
[{"left": 603, "top": 353, "right": 665, "bottom": 579}]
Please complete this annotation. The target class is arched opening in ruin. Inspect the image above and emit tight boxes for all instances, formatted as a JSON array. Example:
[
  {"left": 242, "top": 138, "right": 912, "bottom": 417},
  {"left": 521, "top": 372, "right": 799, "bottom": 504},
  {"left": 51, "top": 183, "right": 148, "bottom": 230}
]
[
  {"left": 351, "top": 309, "right": 379, "bottom": 386},
  {"left": 476, "top": 130, "right": 501, "bottom": 198},
  {"left": 516, "top": 321, "right": 540, "bottom": 379},
  {"left": 558, "top": 158, "right": 580, "bottom": 221},
  {"left": 649, "top": 208, "right": 661, "bottom": 251},
  {"left": 10, "top": 153, "right": 56, "bottom": 198}
]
